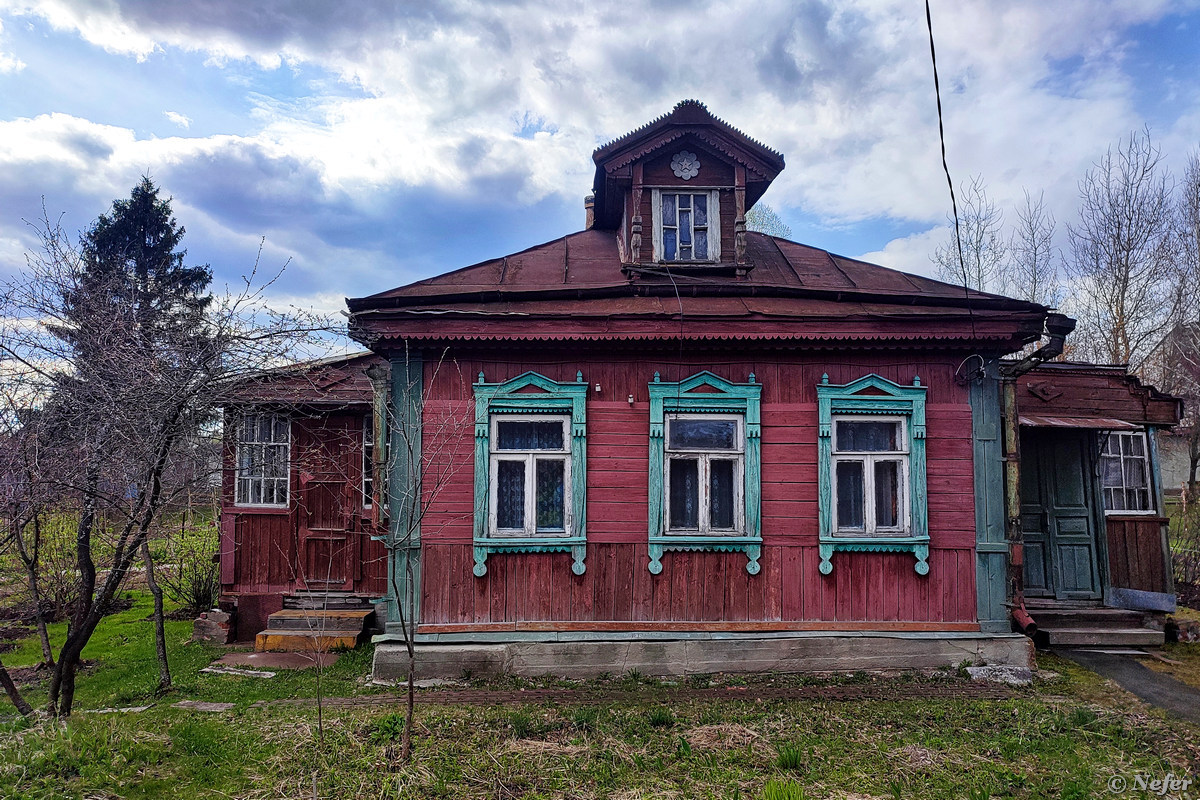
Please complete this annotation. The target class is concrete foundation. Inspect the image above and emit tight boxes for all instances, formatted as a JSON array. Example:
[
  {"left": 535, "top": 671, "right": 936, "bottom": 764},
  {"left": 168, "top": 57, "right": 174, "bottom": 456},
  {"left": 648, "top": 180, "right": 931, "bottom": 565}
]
[{"left": 371, "top": 631, "right": 1035, "bottom": 681}]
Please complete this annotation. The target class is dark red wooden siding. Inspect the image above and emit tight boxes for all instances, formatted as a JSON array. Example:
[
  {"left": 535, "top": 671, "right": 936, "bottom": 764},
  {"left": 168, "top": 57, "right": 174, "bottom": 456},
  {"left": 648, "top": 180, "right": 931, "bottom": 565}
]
[
  {"left": 1106, "top": 516, "right": 1170, "bottom": 594},
  {"left": 220, "top": 409, "right": 388, "bottom": 603},
  {"left": 419, "top": 349, "right": 979, "bottom": 631}
]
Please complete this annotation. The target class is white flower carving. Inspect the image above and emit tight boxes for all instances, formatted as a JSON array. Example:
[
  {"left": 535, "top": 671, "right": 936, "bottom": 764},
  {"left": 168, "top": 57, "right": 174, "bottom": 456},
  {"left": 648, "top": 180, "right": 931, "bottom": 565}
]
[{"left": 671, "top": 150, "right": 700, "bottom": 180}]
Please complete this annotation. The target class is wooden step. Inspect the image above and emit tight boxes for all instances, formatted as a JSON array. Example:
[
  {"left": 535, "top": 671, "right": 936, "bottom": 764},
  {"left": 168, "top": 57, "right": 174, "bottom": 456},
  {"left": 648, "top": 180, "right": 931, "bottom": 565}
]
[
  {"left": 263, "top": 609, "right": 374, "bottom": 631},
  {"left": 254, "top": 606, "right": 375, "bottom": 653},
  {"left": 1044, "top": 627, "right": 1165, "bottom": 647},
  {"left": 255, "top": 629, "right": 364, "bottom": 653},
  {"left": 1031, "top": 607, "right": 1146, "bottom": 629}
]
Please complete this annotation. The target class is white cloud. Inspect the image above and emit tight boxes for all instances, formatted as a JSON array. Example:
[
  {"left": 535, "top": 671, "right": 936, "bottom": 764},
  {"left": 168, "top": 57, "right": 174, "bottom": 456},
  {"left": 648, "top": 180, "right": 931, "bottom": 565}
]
[
  {"left": 0, "top": 0, "right": 1198, "bottom": 311},
  {"left": 858, "top": 226, "right": 948, "bottom": 279}
]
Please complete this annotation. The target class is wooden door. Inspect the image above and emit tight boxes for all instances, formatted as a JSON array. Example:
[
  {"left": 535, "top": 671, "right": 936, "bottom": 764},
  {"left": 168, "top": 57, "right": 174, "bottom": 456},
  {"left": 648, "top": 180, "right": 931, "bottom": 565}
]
[
  {"left": 1020, "top": 429, "right": 1102, "bottom": 600},
  {"left": 295, "top": 415, "right": 358, "bottom": 591}
]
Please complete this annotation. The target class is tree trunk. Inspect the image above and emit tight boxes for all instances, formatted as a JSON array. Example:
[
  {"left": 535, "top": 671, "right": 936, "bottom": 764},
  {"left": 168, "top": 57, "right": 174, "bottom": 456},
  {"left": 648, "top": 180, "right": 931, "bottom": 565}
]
[
  {"left": 13, "top": 515, "right": 53, "bottom": 667},
  {"left": 141, "top": 539, "right": 171, "bottom": 691},
  {"left": 0, "top": 657, "right": 33, "bottom": 716}
]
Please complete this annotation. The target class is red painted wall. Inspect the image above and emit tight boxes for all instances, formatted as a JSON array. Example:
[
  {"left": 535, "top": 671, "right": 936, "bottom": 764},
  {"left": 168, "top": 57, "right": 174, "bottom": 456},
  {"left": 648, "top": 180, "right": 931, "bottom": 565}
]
[
  {"left": 418, "top": 349, "right": 979, "bottom": 631},
  {"left": 220, "top": 408, "right": 389, "bottom": 638}
]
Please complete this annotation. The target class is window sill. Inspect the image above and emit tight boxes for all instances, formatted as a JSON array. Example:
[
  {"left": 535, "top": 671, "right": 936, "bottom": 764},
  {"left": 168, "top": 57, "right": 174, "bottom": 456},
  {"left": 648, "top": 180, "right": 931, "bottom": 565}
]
[
  {"left": 472, "top": 534, "right": 587, "bottom": 577},
  {"left": 229, "top": 504, "right": 290, "bottom": 514},
  {"left": 818, "top": 535, "right": 930, "bottom": 576},
  {"left": 648, "top": 534, "right": 762, "bottom": 575}
]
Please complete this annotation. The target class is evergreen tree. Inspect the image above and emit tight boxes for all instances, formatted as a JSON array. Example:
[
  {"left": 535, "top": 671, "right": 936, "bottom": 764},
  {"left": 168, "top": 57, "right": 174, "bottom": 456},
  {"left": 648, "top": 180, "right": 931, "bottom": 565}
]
[{"left": 62, "top": 177, "right": 212, "bottom": 359}]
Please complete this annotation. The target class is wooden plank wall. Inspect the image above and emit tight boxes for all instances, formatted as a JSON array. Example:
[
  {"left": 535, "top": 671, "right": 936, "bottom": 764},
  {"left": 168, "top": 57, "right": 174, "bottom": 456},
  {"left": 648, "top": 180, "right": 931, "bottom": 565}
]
[
  {"left": 418, "top": 349, "right": 979, "bottom": 630},
  {"left": 1106, "top": 516, "right": 1169, "bottom": 593},
  {"left": 221, "top": 408, "right": 390, "bottom": 599}
]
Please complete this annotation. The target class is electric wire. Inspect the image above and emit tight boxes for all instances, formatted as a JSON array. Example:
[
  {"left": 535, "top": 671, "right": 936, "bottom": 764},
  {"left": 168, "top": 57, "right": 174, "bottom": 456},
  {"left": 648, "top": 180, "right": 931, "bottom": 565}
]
[{"left": 924, "top": 0, "right": 979, "bottom": 344}]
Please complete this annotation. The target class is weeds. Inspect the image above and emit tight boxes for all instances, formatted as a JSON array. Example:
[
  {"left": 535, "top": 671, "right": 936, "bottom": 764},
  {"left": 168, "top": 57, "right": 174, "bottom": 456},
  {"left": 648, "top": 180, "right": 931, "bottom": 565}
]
[
  {"left": 646, "top": 707, "right": 675, "bottom": 728},
  {"left": 775, "top": 742, "right": 808, "bottom": 771},
  {"left": 762, "top": 779, "right": 808, "bottom": 800}
]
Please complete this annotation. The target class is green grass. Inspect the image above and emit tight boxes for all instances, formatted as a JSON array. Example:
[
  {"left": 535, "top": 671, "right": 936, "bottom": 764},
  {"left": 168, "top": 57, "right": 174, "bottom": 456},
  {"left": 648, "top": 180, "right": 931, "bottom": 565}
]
[
  {"left": 3, "top": 592, "right": 383, "bottom": 712},
  {"left": 2, "top": 610, "right": 1199, "bottom": 798}
]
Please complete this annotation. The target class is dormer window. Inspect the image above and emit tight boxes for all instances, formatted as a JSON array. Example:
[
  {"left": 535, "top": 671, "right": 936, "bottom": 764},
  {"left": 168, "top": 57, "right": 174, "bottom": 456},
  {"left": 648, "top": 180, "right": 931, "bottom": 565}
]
[{"left": 652, "top": 189, "right": 721, "bottom": 263}]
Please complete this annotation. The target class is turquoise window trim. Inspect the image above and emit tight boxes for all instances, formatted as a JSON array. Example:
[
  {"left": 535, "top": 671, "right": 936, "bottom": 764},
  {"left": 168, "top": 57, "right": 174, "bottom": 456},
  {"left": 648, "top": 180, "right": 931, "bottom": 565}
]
[
  {"left": 817, "top": 373, "right": 929, "bottom": 576},
  {"left": 648, "top": 371, "right": 762, "bottom": 575},
  {"left": 472, "top": 370, "right": 588, "bottom": 577}
]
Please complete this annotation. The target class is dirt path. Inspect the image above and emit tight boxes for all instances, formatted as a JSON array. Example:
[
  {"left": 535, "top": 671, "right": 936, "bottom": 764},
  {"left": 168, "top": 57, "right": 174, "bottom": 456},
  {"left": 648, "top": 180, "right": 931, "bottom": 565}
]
[{"left": 250, "top": 681, "right": 1017, "bottom": 710}]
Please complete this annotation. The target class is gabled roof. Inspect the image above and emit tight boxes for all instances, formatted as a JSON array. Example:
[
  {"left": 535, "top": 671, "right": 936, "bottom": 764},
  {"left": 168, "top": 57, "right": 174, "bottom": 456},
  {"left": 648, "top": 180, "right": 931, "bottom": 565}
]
[
  {"left": 348, "top": 230, "right": 1049, "bottom": 350},
  {"left": 590, "top": 100, "right": 785, "bottom": 229},
  {"left": 351, "top": 229, "right": 1033, "bottom": 308},
  {"left": 221, "top": 351, "right": 383, "bottom": 407}
]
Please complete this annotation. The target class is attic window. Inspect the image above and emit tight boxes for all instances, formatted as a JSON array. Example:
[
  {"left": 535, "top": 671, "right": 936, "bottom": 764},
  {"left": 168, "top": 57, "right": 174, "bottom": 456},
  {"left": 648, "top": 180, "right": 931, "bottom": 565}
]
[{"left": 652, "top": 189, "right": 721, "bottom": 263}]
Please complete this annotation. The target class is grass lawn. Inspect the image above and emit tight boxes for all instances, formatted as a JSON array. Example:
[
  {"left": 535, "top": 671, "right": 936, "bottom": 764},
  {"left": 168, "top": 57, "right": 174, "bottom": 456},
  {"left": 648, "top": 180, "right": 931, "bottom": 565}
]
[{"left": 2, "top": 597, "right": 1199, "bottom": 799}]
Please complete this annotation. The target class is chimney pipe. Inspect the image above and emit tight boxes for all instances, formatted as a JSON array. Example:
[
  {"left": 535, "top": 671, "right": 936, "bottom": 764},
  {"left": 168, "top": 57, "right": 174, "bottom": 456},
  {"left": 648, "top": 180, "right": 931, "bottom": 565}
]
[{"left": 584, "top": 194, "right": 595, "bottom": 229}]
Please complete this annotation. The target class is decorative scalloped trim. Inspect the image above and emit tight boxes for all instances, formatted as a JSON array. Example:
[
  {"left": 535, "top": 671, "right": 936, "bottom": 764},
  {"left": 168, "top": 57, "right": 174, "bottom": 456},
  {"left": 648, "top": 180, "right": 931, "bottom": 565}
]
[
  {"left": 593, "top": 100, "right": 784, "bottom": 163},
  {"left": 818, "top": 542, "right": 930, "bottom": 576},
  {"left": 648, "top": 542, "right": 762, "bottom": 575}
]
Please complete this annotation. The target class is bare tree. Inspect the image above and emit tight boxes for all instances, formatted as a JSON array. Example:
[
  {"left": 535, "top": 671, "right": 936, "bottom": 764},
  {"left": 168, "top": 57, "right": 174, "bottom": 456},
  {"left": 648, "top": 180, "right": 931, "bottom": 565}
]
[
  {"left": 0, "top": 209, "right": 330, "bottom": 718},
  {"left": 369, "top": 347, "right": 470, "bottom": 762},
  {"left": 933, "top": 175, "right": 1007, "bottom": 293},
  {"left": 1007, "top": 189, "right": 1061, "bottom": 306},
  {"left": 1065, "top": 129, "right": 1176, "bottom": 370},
  {"left": 745, "top": 203, "right": 792, "bottom": 239}
]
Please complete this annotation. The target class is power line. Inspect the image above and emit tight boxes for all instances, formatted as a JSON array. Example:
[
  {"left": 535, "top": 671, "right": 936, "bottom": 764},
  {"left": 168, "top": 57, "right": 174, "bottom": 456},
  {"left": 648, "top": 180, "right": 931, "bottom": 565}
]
[{"left": 924, "top": 0, "right": 978, "bottom": 343}]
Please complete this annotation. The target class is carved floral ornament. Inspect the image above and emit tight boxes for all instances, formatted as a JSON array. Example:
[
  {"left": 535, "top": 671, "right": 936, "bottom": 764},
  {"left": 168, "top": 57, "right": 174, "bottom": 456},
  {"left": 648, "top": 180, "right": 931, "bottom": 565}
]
[{"left": 670, "top": 150, "right": 701, "bottom": 180}]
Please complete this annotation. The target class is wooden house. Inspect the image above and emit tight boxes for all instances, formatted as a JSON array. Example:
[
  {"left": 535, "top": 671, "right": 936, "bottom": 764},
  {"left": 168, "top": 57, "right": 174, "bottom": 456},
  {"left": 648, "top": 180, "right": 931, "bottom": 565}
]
[{"left": 219, "top": 101, "right": 1181, "bottom": 672}]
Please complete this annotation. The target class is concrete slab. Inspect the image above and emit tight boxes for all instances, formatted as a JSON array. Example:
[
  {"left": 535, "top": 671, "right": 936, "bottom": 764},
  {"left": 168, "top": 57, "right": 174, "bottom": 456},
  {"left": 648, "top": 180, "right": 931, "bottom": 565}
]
[
  {"left": 966, "top": 665, "right": 1033, "bottom": 686},
  {"left": 172, "top": 700, "right": 235, "bottom": 712},
  {"left": 373, "top": 633, "right": 1034, "bottom": 681},
  {"left": 215, "top": 652, "right": 338, "bottom": 670},
  {"left": 1059, "top": 649, "right": 1200, "bottom": 726},
  {"left": 200, "top": 666, "right": 276, "bottom": 678}
]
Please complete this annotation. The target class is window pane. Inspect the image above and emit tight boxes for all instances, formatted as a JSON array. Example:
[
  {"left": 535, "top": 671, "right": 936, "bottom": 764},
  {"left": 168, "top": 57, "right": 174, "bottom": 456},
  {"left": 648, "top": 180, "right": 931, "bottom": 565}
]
[
  {"left": 875, "top": 460, "right": 900, "bottom": 528},
  {"left": 710, "top": 459, "right": 735, "bottom": 529},
  {"left": 836, "top": 461, "right": 865, "bottom": 530},
  {"left": 694, "top": 230, "right": 708, "bottom": 259},
  {"left": 835, "top": 421, "right": 899, "bottom": 452},
  {"left": 694, "top": 194, "right": 707, "bottom": 225},
  {"left": 497, "top": 420, "right": 563, "bottom": 450},
  {"left": 669, "top": 458, "right": 699, "bottom": 529},
  {"left": 1100, "top": 456, "right": 1123, "bottom": 488},
  {"left": 678, "top": 194, "right": 691, "bottom": 210},
  {"left": 1128, "top": 434, "right": 1145, "bottom": 457},
  {"left": 535, "top": 459, "right": 565, "bottom": 530},
  {"left": 679, "top": 211, "right": 692, "bottom": 244},
  {"left": 1124, "top": 457, "right": 1147, "bottom": 490},
  {"left": 669, "top": 418, "right": 737, "bottom": 450},
  {"left": 1107, "top": 486, "right": 1125, "bottom": 511},
  {"left": 496, "top": 460, "right": 525, "bottom": 529},
  {"left": 664, "top": 229, "right": 677, "bottom": 260},
  {"left": 680, "top": 245, "right": 692, "bottom": 259},
  {"left": 1126, "top": 488, "right": 1150, "bottom": 512},
  {"left": 662, "top": 193, "right": 676, "bottom": 222},
  {"left": 272, "top": 416, "right": 288, "bottom": 442}
]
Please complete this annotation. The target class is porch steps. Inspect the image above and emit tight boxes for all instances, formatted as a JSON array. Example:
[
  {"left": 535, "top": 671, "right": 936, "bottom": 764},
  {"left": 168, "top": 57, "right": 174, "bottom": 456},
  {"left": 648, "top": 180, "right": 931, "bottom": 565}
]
[
  {"left": 255, "top": 608, "right": 375, "bottom": 653},
  {"left": 1027, "top": 604, "right": 1164, "bottom": 648},
  {"left": 283, "top": 592, "right": 375, "bottom": 611}
]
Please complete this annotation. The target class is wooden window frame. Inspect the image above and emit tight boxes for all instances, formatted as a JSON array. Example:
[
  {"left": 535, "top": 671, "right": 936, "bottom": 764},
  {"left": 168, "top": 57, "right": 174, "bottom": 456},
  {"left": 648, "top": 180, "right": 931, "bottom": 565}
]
[
  {"left": 362, "top": 414, "right": 374, "bottom": 509},
  {"left": 1100, "top": 430, "right": 1155, "bottom": 515},
  {"left": 830, "top": 415, "right": 911, "bottom": 537},
  {"left": 651, "top": 188, "right": 722, "bottom": 263},
  {"left": 648, "top": 371, "right": 762, "bottom": 575},
  {"left": 817, "top": 374, "right": 929, "bottom": 575},
  {"left": 487, "top": 414, "right": 573, "bottom": 538},
  {"left": 664, "top": 413, "right": 745, "bottom": 536},
  {"left": 234, "top": 411, "right": 290, "bottom": 508},
  {"left": 471, "top": 371, "right": 589, "bottom": 576}
]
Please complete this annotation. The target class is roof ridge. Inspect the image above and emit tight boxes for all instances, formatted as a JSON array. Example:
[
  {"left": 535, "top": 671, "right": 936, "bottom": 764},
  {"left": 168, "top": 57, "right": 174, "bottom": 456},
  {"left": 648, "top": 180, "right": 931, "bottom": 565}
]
[{"left": 593, "top": 100, "right": 783, "bottom": 161}]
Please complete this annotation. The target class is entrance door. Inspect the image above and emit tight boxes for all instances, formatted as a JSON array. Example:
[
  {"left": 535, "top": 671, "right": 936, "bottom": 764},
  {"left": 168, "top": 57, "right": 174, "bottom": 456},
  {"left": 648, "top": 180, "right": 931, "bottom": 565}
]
[
  {"left": 1019, "top": 429, "right": 1102, "bottom": 600},
  {"left": 295, "top": 415, "right": 358, "bottom": 591}
]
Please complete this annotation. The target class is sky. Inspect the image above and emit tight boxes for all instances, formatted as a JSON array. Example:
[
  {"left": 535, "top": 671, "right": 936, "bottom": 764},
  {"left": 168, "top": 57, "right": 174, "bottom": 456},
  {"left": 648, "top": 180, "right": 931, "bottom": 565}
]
[{"left": 0, "top": 0, "right": 1198, "bottom": 322}]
